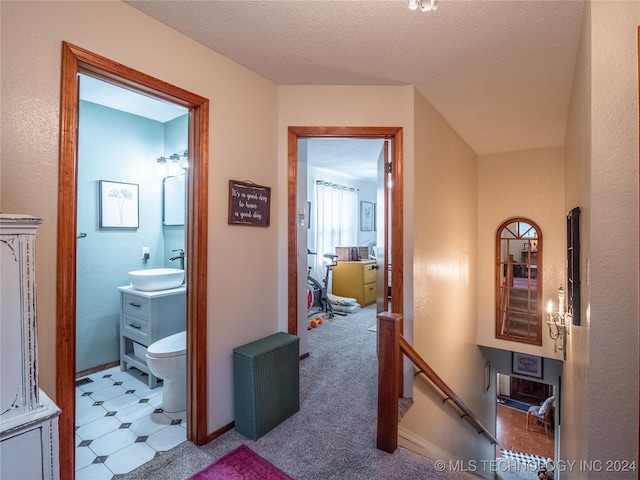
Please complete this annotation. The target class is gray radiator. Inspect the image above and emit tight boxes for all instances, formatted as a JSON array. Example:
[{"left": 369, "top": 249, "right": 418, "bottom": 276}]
[{"left": 233, "top": 332, "right": 300, "bottom": 440}]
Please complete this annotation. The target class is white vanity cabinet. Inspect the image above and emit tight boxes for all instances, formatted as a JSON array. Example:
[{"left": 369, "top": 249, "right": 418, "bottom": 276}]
[
  {"left": 0, "top": 214, "right": 60, "bottom": 480},
  {"left": 118, "top": 285, "right": 186, "bottom": 388}
]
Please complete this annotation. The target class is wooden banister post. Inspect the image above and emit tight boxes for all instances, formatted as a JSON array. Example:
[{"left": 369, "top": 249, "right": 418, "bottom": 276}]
[{"left": 377, "top": 311, "right": 403, "bottom": 453}]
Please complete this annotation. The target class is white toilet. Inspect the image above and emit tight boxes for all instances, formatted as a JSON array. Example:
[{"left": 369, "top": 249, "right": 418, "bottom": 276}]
[{"left": 146, "top": 331, "right": 186, "bottom": 413}]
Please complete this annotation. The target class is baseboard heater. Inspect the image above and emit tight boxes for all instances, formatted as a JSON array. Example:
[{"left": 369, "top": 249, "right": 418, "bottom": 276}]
[{"left": 233, "top": 332, "right": 300, "bottom": 440}]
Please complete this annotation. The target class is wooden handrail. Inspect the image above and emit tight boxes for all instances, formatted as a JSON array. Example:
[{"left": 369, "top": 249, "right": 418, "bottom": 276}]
[
  {"left": 377, "top": 312, "right": 498, "bottom": 453},
  {"left": 398, "top": 336, "right": 499, "bottom": 445}
]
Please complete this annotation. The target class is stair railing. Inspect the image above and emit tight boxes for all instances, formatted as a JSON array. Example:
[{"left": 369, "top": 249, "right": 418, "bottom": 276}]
[{"left": 377, "top": 312, "right": 498, "bottom": 453}]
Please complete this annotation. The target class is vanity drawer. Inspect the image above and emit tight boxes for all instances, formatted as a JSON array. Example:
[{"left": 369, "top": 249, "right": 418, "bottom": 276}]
[
  {"left": 122, "top": 293, "right": 150, "bottom": 318},
  {"left": 122, "top": 313, "right": 149, "bottom": 342}
]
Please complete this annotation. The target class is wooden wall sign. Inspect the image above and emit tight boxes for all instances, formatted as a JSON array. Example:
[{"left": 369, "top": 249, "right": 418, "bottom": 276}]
[{"left": 228, "top": 180, "right": 271, "bottom": 227}]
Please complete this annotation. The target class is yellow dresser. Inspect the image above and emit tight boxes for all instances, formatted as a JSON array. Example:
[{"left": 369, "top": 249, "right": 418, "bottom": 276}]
[{"left": 331, "top": 260, "right": 377, "bottom": 307}]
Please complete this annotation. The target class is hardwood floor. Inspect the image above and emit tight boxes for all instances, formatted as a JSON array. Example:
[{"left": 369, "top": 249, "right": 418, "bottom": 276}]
[{"left": 496, "top": 403, "right": 554, "bottom": 459}]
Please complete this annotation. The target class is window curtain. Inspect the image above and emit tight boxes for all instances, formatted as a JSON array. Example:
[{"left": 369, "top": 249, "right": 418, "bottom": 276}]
[{"left": 310, "top": 180, "right": 357, "bottom": 283}]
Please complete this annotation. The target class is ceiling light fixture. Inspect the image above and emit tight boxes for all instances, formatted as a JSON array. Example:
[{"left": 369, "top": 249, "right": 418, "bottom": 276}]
[{"left": 408, "top": 0, "right": 438, "bottom": 12}]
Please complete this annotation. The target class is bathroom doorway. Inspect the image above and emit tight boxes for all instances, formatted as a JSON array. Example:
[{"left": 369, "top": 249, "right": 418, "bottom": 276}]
[
  {"left": 73, "top": 73, "right": 189, "bottom": 478},
  {"left": 56, "top": 42, "right": 209, "bottom": 479}
]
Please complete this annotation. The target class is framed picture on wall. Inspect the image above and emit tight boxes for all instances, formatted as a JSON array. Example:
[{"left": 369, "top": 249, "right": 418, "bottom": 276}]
[
  {"left": 512, "top": 352, "right": 543, "bottom": 379},
  {"left": 373, "top": 203, "right": 377, "bottom": 231},
  {"left": 99, "top": 180, "right": 139, "bottom": 228},
  {"left": 484, "top": 361, "right": 491, "bottom": 392},
  {"left": 360, "top": 201, "right": 373, "bottom": 231}
]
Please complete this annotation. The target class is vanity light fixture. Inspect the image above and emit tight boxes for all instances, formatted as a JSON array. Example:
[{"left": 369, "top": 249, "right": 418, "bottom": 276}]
[
  {"left": 547, "top": 285, "right": 570, "bottom": 358},
  {"left": 408, "top": 0, "right": 438, "bottom": 12},
  {"left": 157, "top": 156, "right": 168, "bottom": 176},
  {"left": 169, "top": 154, "right": 181, "bottom": 176},
  {"left": 157, "top": 152, "right": 189, "bottom": 177}
]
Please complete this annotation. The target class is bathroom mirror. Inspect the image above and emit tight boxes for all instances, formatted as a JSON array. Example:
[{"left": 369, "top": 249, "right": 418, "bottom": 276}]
[
  {"left": 495, "top": 218, "right": 543, "bottom": 345},
  {"left": 163, "top": 174, "right": 185, "bottom": 226}
]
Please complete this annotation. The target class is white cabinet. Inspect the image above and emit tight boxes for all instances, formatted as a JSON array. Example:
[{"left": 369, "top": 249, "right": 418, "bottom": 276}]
[
  {"left": 0, "top": 214, "right": 60, "bottom": 480},
  {"left": 118, "top": 286, "right": 186, "bottom": 388},
  {"left": 0, "top": 391, "right": 60, "bottom": 480}
]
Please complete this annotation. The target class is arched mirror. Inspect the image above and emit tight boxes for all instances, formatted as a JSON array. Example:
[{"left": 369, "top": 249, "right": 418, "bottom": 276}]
[{"left": 496, "top": 218, "right": 543, "bottom": 345}]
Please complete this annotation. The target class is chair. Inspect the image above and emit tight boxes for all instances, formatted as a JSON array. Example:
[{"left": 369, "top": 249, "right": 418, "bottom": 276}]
[{"left": 526, "top": 395, "right": 555, "bottom": 437}]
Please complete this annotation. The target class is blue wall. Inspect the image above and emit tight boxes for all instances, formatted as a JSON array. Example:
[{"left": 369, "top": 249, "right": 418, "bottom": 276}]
[
  {"left": 162, "top": 116, "right": 188, "bottom": 266},
  {"left": 76, "top": 100, "right": 187, "bottom": 372}
]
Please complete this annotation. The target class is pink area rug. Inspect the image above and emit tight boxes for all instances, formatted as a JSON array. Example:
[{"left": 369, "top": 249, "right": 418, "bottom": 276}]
[{"left": 188, "top": 445, "right": 294, "bottom": 480}]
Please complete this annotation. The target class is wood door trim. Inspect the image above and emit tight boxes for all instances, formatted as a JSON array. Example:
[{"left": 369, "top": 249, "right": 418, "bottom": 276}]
[
  {"left": 57, "top": 42, "right": 209, "bottom": 479},
  {"left": 287, "top": 126, "right": 404, "bottom": 336}
]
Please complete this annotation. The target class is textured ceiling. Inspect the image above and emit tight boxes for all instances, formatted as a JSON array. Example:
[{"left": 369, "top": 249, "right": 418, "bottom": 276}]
[{"left": 126, "top": 0, "right": 585, "bottom": 156}]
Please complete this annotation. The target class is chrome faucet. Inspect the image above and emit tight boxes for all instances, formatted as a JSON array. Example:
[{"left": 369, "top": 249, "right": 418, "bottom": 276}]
[{"left": 169, "top": 248, "right": 185, "bottom": 270}]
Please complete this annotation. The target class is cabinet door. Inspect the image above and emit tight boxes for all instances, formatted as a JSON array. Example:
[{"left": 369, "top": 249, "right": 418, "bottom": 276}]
[
  {"left": 1, "top": 229, "right": 39, "bottom": 416},
  {"left": 0, "top": 429, "right": 44, "bottom": 480}
]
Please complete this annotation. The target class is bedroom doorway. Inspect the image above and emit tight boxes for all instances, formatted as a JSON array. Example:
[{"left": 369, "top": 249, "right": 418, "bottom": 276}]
[{"left": 286, "top": 126, "right": 404, "bottom": 356}]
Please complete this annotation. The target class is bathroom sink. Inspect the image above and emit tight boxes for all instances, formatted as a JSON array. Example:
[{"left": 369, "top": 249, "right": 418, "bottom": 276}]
[{"left": 129, "top": 268, "right": 184, "bottom": 291}]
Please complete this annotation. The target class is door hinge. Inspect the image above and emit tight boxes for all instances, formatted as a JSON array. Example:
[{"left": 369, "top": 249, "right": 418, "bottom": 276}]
[{"left": 385, "top": 162, "right": 392, "bottom": 174}]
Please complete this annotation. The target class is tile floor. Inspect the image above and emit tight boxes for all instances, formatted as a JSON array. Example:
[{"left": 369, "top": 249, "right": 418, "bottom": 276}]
[{"left": 75, "top": 366, "right": 186, "bottom": 479}]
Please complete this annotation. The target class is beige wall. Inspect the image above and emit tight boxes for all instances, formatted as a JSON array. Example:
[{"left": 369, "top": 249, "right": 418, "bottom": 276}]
[
  {"left": 398, "top": 89, "right": 496, "bottom": 469},
  {"left": 3, "top": 0, "right": 638, "bottom": 464},
  {"left": 0, "top": 1, "right": 279, "bottom": 432},
  {"left": 562, "top": 0, "right": 592, "bottom": 468},
  {"left": 563, "top": 1, "right": 639, "bottom": 475},
  {"left": 477, "top": 147, "right": 566, "bottom": 361}
]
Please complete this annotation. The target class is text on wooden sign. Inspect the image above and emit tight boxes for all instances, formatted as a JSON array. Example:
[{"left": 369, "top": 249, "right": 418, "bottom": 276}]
[{"left": 228, "top": 180, "right": 271, "bottom": 227}]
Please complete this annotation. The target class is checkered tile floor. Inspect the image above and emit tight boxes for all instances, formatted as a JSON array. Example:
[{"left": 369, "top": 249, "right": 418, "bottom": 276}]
[
  {"left": 500, "top": 449, "right": 554, "bottom": 477},
  {"left": 75, "top": 366, "right": 186, "bottom": 479}
]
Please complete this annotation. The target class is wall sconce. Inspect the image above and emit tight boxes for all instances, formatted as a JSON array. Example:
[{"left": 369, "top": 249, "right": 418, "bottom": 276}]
[{"left": 547, "top": 285, "right": 570, "bottom": 358}]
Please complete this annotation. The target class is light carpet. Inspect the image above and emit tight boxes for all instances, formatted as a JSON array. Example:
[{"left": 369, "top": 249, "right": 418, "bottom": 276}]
[{"left": 121, "top": 305, "right": 478, "bottom": 480}]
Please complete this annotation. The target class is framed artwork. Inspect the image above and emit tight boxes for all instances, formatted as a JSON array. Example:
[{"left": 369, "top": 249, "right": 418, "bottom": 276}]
[
  {"left": 512, "top": 352, "right": 543, "bottom": 379},
  {"left": 360, "top": 201, "right": 373, "bottom": 231},
  {"left": 99, "top": 180, "right": 139, "bottom": 228},
  {"left": 373, "top": 203, "right": 377, "bottom": 231},
  {"left": 567, "top": 207, "right": 581, "bottom": 325},
  {"left": 484, "top": 361, "right": 491, "bottom": 392}
]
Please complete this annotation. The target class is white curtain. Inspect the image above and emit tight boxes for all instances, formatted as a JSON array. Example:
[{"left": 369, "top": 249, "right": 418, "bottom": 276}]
[{"left": 311, "top": 180, "right": 357, "bottom": 284}]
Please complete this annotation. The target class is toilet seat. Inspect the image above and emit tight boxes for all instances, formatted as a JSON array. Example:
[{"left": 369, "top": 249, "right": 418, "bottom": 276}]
[{"left": 147, "top": 331, "right": 186, "bottom": 358}]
